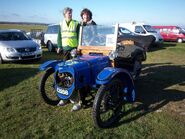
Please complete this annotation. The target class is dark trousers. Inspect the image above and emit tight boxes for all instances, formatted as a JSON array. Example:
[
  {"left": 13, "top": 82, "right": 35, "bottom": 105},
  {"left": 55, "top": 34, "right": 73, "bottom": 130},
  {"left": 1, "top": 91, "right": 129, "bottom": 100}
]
[{"left": 62, "top": 50, "right": 71, "bottom": 61}]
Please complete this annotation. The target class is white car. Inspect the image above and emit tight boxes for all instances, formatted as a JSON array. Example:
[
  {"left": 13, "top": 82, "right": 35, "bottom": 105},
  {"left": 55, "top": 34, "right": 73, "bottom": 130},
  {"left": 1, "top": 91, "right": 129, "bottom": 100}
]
[
  {"left": 0, "top": 29, "right": 42, "bottom": 63},
  {"left": 44, "top": 24, "right": 59, "bottom": 52},
  {"left": 120, "top": 22, "right": 163, "bottom": 46}
]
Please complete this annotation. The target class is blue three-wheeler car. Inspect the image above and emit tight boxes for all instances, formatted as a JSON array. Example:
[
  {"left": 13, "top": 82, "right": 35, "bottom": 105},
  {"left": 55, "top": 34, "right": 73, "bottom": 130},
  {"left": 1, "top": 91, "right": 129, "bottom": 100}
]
[{"left": 39, "top": 24, "right": 152, "bottom": 128}]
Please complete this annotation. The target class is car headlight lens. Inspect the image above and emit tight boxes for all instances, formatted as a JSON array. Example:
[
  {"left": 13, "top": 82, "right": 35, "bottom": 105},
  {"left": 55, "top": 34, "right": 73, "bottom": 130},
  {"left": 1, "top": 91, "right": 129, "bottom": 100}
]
[
  {"left": 38, "top": 45, "right": 42, "bottom": 50},
  {"left": 6, "top": 48, "right": 16, "bottom": 53},
  {"left": 36, "top": 44, "right": 42, "bottom": 50}
]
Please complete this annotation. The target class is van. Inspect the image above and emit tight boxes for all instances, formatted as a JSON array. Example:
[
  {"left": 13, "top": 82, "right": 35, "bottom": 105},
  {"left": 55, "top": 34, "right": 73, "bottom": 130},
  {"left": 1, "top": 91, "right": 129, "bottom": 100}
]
[
  {"left": 44, "top": 24, "right": 59, "bottom": 52},
  {"left": 120, "top": 22, "right": 163, "bottom": 46},
  {"left": 153, "top": 26, "right": 185, "bottom": 43}
]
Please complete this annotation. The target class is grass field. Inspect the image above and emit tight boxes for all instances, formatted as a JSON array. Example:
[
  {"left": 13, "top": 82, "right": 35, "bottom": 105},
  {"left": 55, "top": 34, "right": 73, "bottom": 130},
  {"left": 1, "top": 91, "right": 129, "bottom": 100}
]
[
  {"left": 0, "top": 41, "right": 185, "bottom": 138},
  {"left": 0, "top": 23, "right": 47, "bottom": 32},
  {"left": 0, "top": 22, "right": 185, "bottom": 139}
]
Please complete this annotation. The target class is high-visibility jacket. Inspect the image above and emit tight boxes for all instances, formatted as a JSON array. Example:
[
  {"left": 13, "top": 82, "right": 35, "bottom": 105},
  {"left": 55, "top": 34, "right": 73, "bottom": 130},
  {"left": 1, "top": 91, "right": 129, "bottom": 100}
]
[{"left": 60, "top": 20, "right": 78, "bottom": 49}]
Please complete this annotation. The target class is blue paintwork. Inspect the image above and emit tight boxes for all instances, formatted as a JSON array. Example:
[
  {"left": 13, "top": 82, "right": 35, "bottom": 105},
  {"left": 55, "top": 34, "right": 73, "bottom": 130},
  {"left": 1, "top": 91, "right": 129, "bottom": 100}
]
[
  {"left": 55, "top": 66, "right": 75, "bottom": 99},
  {"left": 42, "top": 55, "right": 111, "bottom": 100},
  {"left": 39, "top": 60, "right": 62, "bottom": 71},
  {"left": 96, "top": 67, "right": 136, "bottom": 102},
  {"left": 96, "top": 67, "right": 131, "bottom": 84},
  {"left": 40, "top": 54, "right": 136, "bottom": 102},
  {"left": 77, "top": 55, "right": 111, "bottom": 87}
]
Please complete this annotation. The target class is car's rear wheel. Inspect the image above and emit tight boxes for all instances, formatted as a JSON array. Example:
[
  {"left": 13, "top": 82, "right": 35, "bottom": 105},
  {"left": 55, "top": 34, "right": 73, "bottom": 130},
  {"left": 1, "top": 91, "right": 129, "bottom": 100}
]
[
  {"left": 0, "top": 54, "right": 4, "bottom": 64},
  {"left": 47, "top": 41, "right": 55, "bottom": 52},
  {"left": 177, "top": 38, "right": 183, "bottom": 43}
]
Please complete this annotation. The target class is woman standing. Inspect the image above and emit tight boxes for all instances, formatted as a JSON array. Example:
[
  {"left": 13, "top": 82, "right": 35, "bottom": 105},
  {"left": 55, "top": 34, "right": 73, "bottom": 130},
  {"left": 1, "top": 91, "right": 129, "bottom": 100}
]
[
  {"left": 80, "top": 8, "right": 97, "bottom": 46},
  {"left": 80, "top": 8, "right": 96, "bottom": 26}
]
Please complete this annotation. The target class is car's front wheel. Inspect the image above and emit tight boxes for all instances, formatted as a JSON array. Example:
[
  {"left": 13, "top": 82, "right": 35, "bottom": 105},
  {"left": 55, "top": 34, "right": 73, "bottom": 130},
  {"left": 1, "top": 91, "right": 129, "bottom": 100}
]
[
  {"left": 93, "top": 79, "right": 125, "bottom": 128},
  {"left": 39, "top": 68, "right": 60, "bottom": 105},
  {"left": 47, "top": 41, "right": 55, "bottom": 52}
]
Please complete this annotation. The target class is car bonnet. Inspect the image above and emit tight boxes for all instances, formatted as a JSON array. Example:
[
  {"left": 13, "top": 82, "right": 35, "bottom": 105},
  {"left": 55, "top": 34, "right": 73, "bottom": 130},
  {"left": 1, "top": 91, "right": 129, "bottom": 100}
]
[{"left": 0, "top": 40, "right": 38, "bottom": 48}]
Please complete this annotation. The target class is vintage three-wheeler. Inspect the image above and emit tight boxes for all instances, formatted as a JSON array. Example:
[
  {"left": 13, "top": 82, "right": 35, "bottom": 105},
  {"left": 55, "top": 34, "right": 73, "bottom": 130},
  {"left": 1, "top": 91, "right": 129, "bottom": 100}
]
[{"left": 39, "top": 24, "right": 153, "bottom": 128}]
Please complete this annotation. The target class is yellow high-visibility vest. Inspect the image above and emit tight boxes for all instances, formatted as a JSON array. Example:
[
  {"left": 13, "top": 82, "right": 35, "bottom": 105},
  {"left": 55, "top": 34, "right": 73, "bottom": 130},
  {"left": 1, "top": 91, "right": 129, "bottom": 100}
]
[{"left": 60, "top": 20, "right": 78, "bottom": 48}]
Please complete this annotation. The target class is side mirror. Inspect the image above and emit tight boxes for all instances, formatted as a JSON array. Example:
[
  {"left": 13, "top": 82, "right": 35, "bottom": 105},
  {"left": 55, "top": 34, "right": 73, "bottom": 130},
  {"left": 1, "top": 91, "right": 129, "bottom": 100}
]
[{"left": 142, "top": 30, "right": 146, "bottom": 34}]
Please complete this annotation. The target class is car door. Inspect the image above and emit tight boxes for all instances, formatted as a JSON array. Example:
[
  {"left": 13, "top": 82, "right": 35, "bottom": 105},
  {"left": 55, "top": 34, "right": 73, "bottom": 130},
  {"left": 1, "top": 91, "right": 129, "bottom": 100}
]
[
  {"left": 44, "top": 25, "right": 59, "bottom": 45},
  {"left": 167, "top": 29, "right": 176, "bottom": 41},
  {"left": 135, "top": 26, "right": 146, "bottom": 35},
  {"left": 50, "top": 25, "right": 59, "bottom": 45},
  {"left": 160, "top": 28, "right": 168, "bottom": 41}
]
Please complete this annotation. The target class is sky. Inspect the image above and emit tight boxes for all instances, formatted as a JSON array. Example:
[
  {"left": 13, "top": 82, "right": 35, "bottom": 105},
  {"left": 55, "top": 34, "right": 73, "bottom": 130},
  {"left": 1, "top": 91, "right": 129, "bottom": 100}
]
[{"left": 0, "top": 0, "right": 185, "bottom": 26}]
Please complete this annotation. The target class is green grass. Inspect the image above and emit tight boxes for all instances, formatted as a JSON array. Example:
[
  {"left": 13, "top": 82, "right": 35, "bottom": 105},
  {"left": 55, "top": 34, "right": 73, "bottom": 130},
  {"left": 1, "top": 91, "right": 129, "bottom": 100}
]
[
  {"left": 0, "top": 24, "right": 47, "bottom": 32},
  {"left": 0, "top": 43, "right": 185, "bottom": 138}
]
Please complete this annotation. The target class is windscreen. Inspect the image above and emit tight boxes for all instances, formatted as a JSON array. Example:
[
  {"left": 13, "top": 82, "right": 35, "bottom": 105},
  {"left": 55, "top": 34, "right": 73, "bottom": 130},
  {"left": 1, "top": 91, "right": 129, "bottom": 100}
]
[
  {"left": 178, "top": 27, "right": 185, "bottom": 34},
  {"left": 81, "top": 25, "right": 117, "bottom": 46},
  {"left": 143, "top": 25, "right": 156, "bottom": 33},
  {"left": 181, "top": 29, "right": 185, "bottom": 34},
  {"left": 0, "top": 31, "right": 30, "bottom": 41}
]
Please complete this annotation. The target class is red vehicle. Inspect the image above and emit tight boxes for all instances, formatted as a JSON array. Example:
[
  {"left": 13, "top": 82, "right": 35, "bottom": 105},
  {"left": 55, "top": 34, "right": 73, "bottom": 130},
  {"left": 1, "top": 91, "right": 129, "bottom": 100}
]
[{"left": 153, "top": 26, "right": 185, "bottom": 43}]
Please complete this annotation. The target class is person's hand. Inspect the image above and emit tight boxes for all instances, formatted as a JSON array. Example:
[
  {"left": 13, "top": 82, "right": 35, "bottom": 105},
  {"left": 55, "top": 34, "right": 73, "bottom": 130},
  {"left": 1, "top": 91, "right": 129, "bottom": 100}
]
[{"left": 57, "top": 48, "right": 61, "bottom": 54}]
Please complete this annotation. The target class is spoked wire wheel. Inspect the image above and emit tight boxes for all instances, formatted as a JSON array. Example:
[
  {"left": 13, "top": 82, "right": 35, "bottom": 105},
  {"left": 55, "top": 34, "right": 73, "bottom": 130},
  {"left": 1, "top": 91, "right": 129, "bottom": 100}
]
[
  {"left": 93, "top": 79, "right": 125, "bottom": 128},
  {"left": 39, "top": 68, "right": 60, "bottom": 105}
]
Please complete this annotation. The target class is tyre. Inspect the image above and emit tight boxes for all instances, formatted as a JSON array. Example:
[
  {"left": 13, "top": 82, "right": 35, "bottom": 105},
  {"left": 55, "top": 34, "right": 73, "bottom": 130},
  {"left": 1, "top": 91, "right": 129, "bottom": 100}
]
[
  {"left": 177, "top": 38, "right": 183, "bottom": 43},
  {"left": 39, "top": 68, "right": 60, "bottom": 105},
  {"left": 47, "top": 41, "right": 55, "bottom": 52},
  {"left": 93, "top": 79, "right": 125, "bottom": 128},
  {"left": 0, "top": 54, "right": 3, "bottom": 64}
]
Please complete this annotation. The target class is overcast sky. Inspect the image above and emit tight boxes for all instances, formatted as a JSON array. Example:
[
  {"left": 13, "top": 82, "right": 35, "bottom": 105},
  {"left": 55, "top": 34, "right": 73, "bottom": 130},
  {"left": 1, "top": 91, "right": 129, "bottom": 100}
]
[{"left": 0, "top": 0, "right": 185, "bottom": 26}]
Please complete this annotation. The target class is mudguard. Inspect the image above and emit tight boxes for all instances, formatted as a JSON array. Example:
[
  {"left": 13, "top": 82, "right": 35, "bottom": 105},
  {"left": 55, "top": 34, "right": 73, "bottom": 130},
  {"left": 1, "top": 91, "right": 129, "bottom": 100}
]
[
  {"left": 96, "top": 67, "right": 136, "bottom": 102},
  {"left": 39, "top": 60, "right": 62, "bottom": 71}
]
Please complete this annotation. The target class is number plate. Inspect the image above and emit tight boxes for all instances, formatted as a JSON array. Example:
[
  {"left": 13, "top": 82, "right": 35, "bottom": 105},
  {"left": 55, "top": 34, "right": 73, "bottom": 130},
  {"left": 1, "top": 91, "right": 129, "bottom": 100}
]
[
  {"left": 57, "top": 87, "right": 68, "bottom": 95},
  {"left": 21, "top": 52, "right": 34, "bottom": 56}
]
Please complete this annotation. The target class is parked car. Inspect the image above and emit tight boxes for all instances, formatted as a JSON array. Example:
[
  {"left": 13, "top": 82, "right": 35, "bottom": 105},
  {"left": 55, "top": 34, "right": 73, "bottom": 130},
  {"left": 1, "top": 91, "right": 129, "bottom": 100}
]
[
  {"left": 120, "top": 22, "right": 163, "bottom": 46},
  {"left": 44, "top": 24, "right": 59, "bottom": 52},
  {"left": 119, "top": 27, "right": 155, "bottom": 51},
  {"left": 153, "top": 26, "right": 185, "bottom": 43},
  {"left": 0, "top": 29, "right": 42, "bottom": 64}
]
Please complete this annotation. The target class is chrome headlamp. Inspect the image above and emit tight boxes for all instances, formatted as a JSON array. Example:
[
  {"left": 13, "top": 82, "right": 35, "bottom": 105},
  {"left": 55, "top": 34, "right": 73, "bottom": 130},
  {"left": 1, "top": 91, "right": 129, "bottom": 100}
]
[
  {"left": 70, "top": 48, "right": 77, "bottom": 58},
  {"left": 108, "top": 50, "right": 118, "bottom": 60},
  {"left": 6, "top": 47, "right": 16, "bottom": 53}
]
